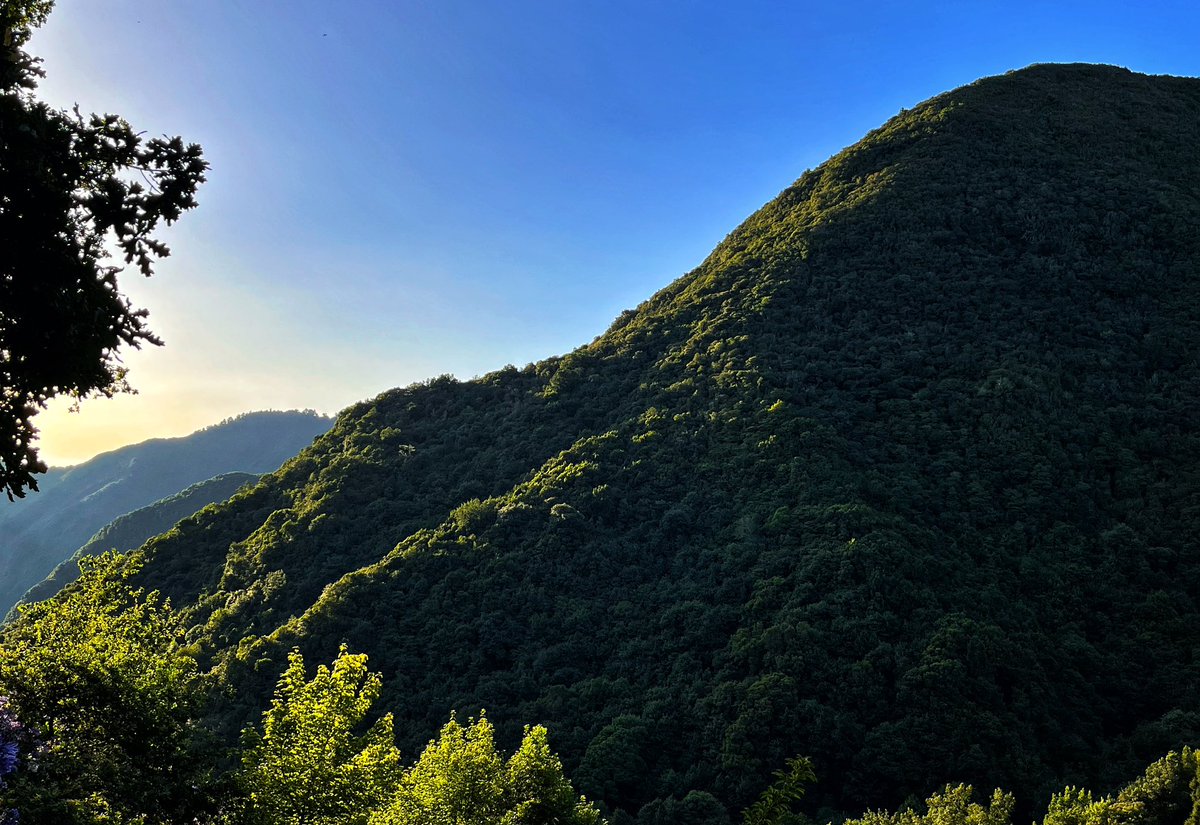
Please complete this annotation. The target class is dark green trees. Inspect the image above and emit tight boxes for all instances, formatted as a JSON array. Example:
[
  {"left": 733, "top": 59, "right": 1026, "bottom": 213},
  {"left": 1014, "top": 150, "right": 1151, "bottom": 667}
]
[
  {"left": 114, "top": 63, "right": 1200, "bottom": 820},
  {"left": 0, "top": 0, "right": 206, "bottom": 498}
]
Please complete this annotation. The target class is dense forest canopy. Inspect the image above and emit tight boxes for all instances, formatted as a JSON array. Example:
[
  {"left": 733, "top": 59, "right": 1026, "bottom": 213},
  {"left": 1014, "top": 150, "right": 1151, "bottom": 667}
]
[
  {"left": 1, "top": 553, "right": 1197, "bottom": 824},
  {"left": 103, "top": 63, "right": 1200, "bottom": 821},
  {"left": 5, "top": 63, "right": 1200, "bottom": 824}
]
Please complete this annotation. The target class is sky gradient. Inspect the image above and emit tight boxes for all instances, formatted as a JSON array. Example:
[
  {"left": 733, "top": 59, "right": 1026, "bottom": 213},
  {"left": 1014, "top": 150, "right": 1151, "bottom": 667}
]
[{"left": 25, "top": 0, "right": 1200, "bottom": 465}]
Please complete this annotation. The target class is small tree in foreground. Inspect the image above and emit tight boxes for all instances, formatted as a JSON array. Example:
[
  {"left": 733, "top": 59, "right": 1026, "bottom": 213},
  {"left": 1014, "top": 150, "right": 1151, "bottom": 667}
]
[
  {"left": 238, "top": 647, "right": 403, "bottom": 825},
  {"left": 743, "top": 756, "right": 818, "bottom": 825},
  {"left": 842, "top": 785, "right": 1014, "bottom": 825},
  {"left": 371, "top": 713, "right": 602, "bottom": 825}
]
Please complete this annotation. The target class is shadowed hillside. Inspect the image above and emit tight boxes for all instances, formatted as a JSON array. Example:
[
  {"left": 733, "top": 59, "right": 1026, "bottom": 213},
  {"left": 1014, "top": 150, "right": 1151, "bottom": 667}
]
[
  {"left": 122, "top": 65, "right": 1200, "bottom": 822},
  {"left": 0, "top": 411, "right": 333, "bottom": 617},
  {"left": 9, "top": 472, "right": 260, "bottom": 619}
]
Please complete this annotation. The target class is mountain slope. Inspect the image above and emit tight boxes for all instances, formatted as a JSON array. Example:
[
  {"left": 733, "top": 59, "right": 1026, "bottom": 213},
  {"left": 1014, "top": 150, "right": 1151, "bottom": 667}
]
[
  {"left": 0, "top": 411, "right": 333, "bottom": 617},
  {"left": 10, "top": 472, "right": 260, "bottom": 619},
  {"left": 129, "top": 65, "right": 1200, "bottom": 822}
]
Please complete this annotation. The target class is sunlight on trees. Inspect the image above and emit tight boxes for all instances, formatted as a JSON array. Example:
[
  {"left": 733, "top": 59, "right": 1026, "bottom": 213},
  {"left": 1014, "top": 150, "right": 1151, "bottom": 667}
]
[
  {"left": 238, "top": 646, "right": 403, "bottom": 825},
  {"left": 371, "top": 712, "right": 601, "bottom": 825},
  {"left": 0, "top": 552, "right": 214, "bottom": 823}
]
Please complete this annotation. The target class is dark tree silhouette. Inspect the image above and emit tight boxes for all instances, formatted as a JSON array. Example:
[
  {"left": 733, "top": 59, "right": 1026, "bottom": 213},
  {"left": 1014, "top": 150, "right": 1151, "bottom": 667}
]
[{"left": 0, "top": 1, "right": 206, "bottom": 498}]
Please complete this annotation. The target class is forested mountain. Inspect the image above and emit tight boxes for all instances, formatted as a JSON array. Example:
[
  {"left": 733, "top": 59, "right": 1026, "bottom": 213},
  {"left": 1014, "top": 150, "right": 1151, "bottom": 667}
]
[
  {"left": 9, "top": 472, "right": 260, "bottom": 619},
  {"left": 123, "top": 64, "right": 1200, "bottom": 823},
  {"left": 0, "top": 410, "right": 333, "bottom": 617}
]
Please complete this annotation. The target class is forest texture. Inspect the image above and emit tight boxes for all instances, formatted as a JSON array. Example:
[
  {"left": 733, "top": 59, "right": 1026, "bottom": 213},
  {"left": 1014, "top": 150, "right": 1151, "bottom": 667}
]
[
  {"left": 2, "top": 6, "right": 1199, "bottom": 819},
  {"left": 99, "top": 64, "right": 1200, "bottom": 823},
  {"left": 1, "top": 555, "right": 1198, "bottom": 823}
]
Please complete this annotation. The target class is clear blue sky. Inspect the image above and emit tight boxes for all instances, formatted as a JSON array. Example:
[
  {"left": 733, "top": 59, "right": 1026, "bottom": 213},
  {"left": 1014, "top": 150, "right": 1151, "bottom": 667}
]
[{"left": 26, "top": 0, "right": 1200, "bottom": 464}]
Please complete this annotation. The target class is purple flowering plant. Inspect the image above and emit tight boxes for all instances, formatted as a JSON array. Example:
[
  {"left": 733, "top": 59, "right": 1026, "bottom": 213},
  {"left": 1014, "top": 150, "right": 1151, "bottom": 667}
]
[
  {"left": 0, "top": 696, "right": 22, "bottom": 824},
  {"left": 0, "top": 696, "right": 18, "bottom": 778}
]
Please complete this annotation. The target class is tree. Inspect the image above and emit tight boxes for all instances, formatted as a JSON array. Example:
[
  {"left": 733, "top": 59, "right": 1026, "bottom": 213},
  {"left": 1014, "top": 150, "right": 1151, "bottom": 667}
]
[
  {"left": 1041, "top": 749, "right": 1200, "bottom": 825},
  {"left": 742, "top": 757, "right": 818, "bottom": 825},
  {"left": 637, "top": 791, "right": 731, "bottom": 825},
  {"left": 0, "top": 552, "right": 218, "bottom": 823},
  {"left": 237, "top": 647, "right": 404, "bottom": 825},
  {"left": 502, "top": 723, "right": 605, "bottom": 825},
  {"left": 841, "top": 785, "right": 1014, "bottom": 825},
  {"left": 0, "top": 0, "right": 206, "bottom": 499},
  {"left": 371, "top": 712, "right": 602, "bottom": 825}
]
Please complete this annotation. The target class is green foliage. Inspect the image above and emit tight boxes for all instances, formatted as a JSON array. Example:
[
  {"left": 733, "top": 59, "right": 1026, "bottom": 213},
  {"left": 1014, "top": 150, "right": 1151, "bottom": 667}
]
[
  {"left": 0, "top": 1, "right": 53, "bottom": 48},
  {"left": 743, "top": 757, "right": 817, "bottom": 825},
  {"left": 842, "top": 749, "right": 1200, "bottom": 825},
  {"left": 1109, "top": 748, "right": 1200, "bottom": 825},
  {"left": 576, "top": 715, "right": 653, "bottom": 810},
  {"left": 1042, "top": 748, "right": 1200, "bottom": 825},
  {"left": 0, "top": 0, "right": 206, "bottom": 498},
  {"left": 638, "top": 791, "right": 731, "bottom": 825},
  {"left": 0, "top": 552, "right": 216, "bottom": 823},
  {"left": 237, "top": 646, "right": 403, "bottom": 825},
  {"left": 844, "top": 785, "right": 1014, "bottom": 825},
  {"left": 371, "top": 713, "right": 601, "bottom": 825}
]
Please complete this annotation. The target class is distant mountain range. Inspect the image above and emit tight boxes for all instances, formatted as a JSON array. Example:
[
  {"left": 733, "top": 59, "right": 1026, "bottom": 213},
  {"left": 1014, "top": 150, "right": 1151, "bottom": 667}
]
[
  {"left": 54, "top": 64, "right": 1200, "bottom": 821},
  {"left": 0, "top": 410, "right": 334, "bottom": 618},
  {"left": 9, "top": 472, "right": 260, "bottom": 620}
]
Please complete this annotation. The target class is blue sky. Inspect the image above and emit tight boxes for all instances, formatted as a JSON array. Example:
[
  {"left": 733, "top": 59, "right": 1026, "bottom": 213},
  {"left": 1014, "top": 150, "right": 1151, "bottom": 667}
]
[{"left": 26, "top": 0, "right": 1200, "bottom": 464}]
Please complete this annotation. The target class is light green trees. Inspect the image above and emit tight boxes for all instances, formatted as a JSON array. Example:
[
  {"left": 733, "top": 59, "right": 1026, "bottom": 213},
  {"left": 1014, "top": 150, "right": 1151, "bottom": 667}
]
[
  {"left": 370, "top": 713, "right": 601, "bottom": 825},
  {"left": 238, "top": 647, "right": 403, "bottom": 825},
  {"left": 742, "top": 756, "right": 817, "bottom": 825},
  {"left": 239, "top": 650, "right": 601, "bottom": 825},
  {"left": 842, "top": 785, "right": 1013, "bottom": 825},
  {"left": 1041, "top": 748, "right": 1200, "bottom": 825},
  {"left": 835, "top": 750, "right": 1200, "bottom": 825},
  {"left": 0, "top": 552, "right": 215, "bottom": 824}
]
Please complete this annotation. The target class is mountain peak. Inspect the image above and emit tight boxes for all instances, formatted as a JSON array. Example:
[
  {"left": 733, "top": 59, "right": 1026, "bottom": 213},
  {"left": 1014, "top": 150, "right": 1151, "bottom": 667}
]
[{"left": 122, "top": 65, "right": 1200, "bottom": 820}]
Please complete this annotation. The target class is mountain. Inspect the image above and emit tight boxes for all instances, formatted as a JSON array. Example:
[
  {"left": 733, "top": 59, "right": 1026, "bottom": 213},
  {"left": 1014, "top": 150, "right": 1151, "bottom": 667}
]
[
  {"left": 125, "top": 64, "right": 1200, "bottom": 822},
  {"left": 9, "top": 472, "right": 260, "bottom": 619},
  {"left": 0, "top": 410, "right": 334, "bottom": 617}
]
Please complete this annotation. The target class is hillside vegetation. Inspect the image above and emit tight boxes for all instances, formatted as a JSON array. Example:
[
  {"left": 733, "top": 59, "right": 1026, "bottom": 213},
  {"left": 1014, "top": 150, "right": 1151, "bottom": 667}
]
[{"left": 61, "top": 64, "right": 1200, "bottom": 822}]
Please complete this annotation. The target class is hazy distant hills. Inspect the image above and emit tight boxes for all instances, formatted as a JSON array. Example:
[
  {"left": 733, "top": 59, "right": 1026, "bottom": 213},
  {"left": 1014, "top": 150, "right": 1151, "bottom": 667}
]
[
  {"left": 119, "top": 64, "right": 1200, "bottom": 821},
  {"left": 0, "top": 410, "right": 333, "bottom": 617},
  {"left": 9, "top": 472, "right": 261, "bottom": 619}
]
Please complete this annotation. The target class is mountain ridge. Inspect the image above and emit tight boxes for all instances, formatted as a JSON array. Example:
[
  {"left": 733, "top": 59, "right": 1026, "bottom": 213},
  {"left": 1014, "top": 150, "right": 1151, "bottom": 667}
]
[
  {"left": 123, "top": 64, "right": 1200, "bottom": 822},
  {"left": 9, "top": 472, "right": 261, "bottom": 619}
]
